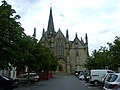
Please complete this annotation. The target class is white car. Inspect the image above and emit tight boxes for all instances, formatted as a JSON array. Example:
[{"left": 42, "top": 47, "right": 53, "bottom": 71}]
[
  {"left": 103, "top": 73, "right": 120, "bottom": 90},
  {"left": 78, "top": 75, "right": 85, "bottom": 80},
  {"left": 17, "top": 73, "right": 39, "bottom": 83},
  {"left": 29, "top": 73, "right": 39, "bottom": 82},
  {"left": 99, "top": 73, "right": 115, "bottom": 87},
  {"left": 89, "top": 69, "right": 114, "bottom": 86}
]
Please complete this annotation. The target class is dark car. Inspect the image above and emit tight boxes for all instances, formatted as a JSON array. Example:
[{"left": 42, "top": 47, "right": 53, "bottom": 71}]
[
  {"left": 84, "top": 75, "right": 90, "bottom": 82},
  {"left": 0, "top": 75, "right": 19, "bottom": 90}
]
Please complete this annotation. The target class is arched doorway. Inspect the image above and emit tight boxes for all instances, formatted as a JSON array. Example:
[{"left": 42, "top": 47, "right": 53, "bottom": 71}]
[
  {"left": 56, "top": 56, "right": 67, "bottom": 75},
  {"left": 58, "top": 64, "right": 62, "bottom": 71}
]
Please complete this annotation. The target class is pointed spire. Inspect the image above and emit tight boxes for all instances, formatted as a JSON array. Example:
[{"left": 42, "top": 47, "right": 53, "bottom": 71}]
[
  {"left": 66, "top": 29, "right": 69, "bottom": 39},
  {"left": 75, "top": 33, "right": 78, "bottom": 44},
  {"left": 75, "top": 32, "right": 78, "bottom": 38},
  {"left": 85, "top": 33, "right": 88, "bottom": 44},
  {"left": 33, "top": 27, "right": 36, "bottom": 38},
  {"left": 59, "top": 28, "right": 60, "bottom": 30},
  {"left": 47, "top": 6, "right": 55, "bottom": 33},
  {"left": 42, "top": 28, "right": 45, "bottom": 36}
]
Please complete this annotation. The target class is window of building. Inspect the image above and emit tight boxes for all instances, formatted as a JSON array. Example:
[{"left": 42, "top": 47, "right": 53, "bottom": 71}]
[{"left": 56, "top": 41, "right": 64, "bottom": 56}]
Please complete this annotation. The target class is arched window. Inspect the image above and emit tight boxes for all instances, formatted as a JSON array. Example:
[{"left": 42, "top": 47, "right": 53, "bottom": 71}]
[{"left": 56, "top": 41, "right": 64, "bottom": 56}]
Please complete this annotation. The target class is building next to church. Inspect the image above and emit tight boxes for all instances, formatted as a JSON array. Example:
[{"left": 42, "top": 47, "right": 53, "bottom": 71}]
[{"left": 39, "top": 7, "right": 89, "bottom": 74}]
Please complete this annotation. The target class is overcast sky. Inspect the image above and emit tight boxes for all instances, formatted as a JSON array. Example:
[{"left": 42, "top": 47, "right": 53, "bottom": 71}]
[{"left": 2, "top": 0, "right": 120, "bottom": 55}]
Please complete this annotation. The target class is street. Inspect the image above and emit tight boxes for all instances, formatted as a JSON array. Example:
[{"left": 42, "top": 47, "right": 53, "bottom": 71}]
[{"left": 14, "top": 75, "right": 103, "bottom": 90}]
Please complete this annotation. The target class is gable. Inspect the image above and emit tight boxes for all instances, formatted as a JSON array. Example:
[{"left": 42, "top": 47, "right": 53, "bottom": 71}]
[
  {"left": 71, "top": 37, "right": 85, "bottom": 48},
  {"left": 55, "top": 30, "right": 66, "bottom": 41}
]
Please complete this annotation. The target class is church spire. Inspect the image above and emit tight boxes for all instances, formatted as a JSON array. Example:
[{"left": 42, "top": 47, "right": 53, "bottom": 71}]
[{"left": 47, "top": 6, "right": 55, "bottom": 33}]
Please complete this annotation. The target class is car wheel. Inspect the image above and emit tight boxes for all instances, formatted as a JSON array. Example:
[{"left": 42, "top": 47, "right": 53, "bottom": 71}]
[{"left": 94, "top": 81, "right": 99, "bottom": 86}]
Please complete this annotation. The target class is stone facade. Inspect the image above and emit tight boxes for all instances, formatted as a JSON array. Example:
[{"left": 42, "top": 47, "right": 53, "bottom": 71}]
[{"left": 39, "top": 7, "right": 89, "bottom": 74}]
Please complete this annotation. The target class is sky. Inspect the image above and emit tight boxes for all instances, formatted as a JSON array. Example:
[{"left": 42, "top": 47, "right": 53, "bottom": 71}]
[{"left": 1, "top": 0, "right": 120, "bottom": 55}]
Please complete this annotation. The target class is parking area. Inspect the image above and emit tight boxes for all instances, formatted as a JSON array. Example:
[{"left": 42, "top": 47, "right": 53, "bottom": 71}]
[
  {"left": 79, "top": 80, "right": 103, "bottom": 90},
  {"left": 14, "top": 75, "right": 103, "bottom": 90},
  {"left": 75, "top": 69, "right": 120, "bottom": 90}
]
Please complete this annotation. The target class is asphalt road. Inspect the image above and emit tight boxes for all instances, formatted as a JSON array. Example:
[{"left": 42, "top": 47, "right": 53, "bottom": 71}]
[{"left": 14, "top": 75, "right": 102, "bottom": 90}]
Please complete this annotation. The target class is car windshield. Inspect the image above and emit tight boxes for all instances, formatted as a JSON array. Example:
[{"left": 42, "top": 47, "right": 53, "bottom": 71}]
[
  {"left": 109, "top": 74, "right": 118, "bottom": 82},
  {"left": 105, "top": 74, "right": 114, "bottom": 81}
]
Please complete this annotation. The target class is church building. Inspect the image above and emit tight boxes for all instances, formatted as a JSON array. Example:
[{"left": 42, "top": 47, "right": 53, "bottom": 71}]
[{"left": 39, "top": 7, "right": 89, "bottom": 74}]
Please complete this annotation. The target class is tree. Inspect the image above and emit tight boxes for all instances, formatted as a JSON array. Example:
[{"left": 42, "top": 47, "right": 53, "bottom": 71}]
[
  {"left": 15, "top": 35, "right": 37, "bottom": 71},
  {"left": 85, "top": 47, "right": 110, "bottom": 70},
  {"left": 85, "top": 36, "right": 120, "bottom": 71},
  {"left": 31, "top": 44, "right": 57, "bottom": 72},
  {"left": 108, "top": 36, "right": 120, "bottom": 71},
  {"left": 0, "top": 0, "right": 58, "bottom": 73},
  {"left": 0, "top": 0, "right": 24, "bottom": 69}
]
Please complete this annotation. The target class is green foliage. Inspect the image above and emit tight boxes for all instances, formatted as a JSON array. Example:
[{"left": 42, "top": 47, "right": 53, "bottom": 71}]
[
  {"left": 0, "top": 0, "right": 24, "bottom": 69},
  {"left": 0, "top": 0, "right": 58, "bottom": 73},
  {"left": 85, "top": 47, "right": 111, "bottom": 70},
  {"left": 107, "top": 36, "right": 120, "bottom": 70},
  {"left": 85, "top": 36, "right": 120, "bottom": 71},
  {"left": 31, "top": 45, "right": 57, "bottom": 72}
]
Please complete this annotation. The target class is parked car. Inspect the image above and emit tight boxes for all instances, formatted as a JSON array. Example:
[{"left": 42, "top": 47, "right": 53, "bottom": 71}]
[
  {"left": 89, "top": 69, "right": 114, "bottom": 86},
  {"left": 17, "top": 72, "right": 39, "bottom": 84},
  {"left": 99, "top": 73, "right": 114, "bottom": 87},
  {"left": 84, "top": 71, "right": 90, "bottom": 82},
  {"left": 103, "top": 73, "right": 120, "bottom": 90},
  {"left": 0, "top": 75, "right": 18, "bottom": 90},
  {"left": 84, "top": 75, "right": 90, "bottom": 82},
  {"left": 30, "top": 73, "right": 39, "bottom": 81},
  {"left": 75, "top": 70, "right": 89, "bottom": 76},
  {"left": 74, "top": 70, "right": 84, "bottom": 77},
  {"left": 78, "top": 75, "right": 85, "bottom": 80}
]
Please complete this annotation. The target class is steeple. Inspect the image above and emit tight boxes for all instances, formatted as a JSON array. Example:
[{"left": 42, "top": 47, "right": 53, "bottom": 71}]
[
  {"left": 85, "top": 33, "right": 88, "bottom": 44},
  {"left": 42, "top": 28, "right": 45, "bottom": 36},
  {"left": 75, "top": 33, "right": 78, "bottom": 44},
  {"left": 75, "top": 32, "right": 78, "bottom": 38},
  {"left": 66, "top": 29, "right": 69, "bottom": 39},
  {"left": 33, "top": 27, "right": 36, "bottom": 38},
  {"left": 47, "top": 6, "right": 55, "bottom": 33}
]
